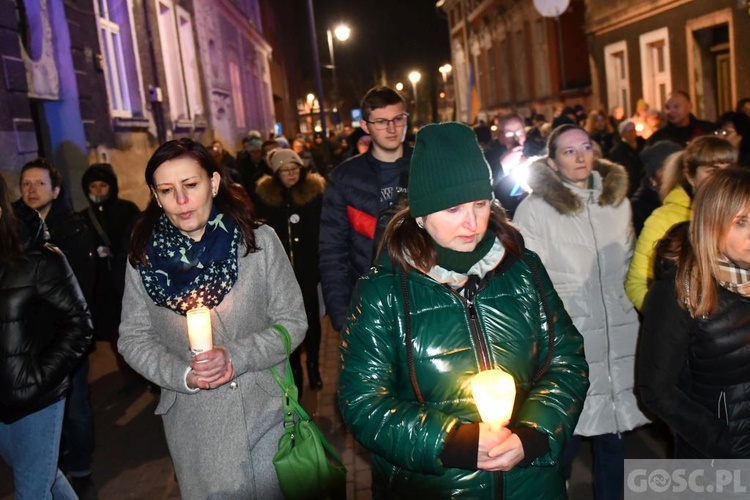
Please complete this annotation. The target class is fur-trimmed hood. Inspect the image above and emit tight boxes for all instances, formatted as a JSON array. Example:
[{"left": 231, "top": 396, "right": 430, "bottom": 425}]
[
  {"left": 255, "top": 172, "right": 326, "bottom": 208},
  {"left": 526, "top": 157, "right": 629, "bottom": 216}
]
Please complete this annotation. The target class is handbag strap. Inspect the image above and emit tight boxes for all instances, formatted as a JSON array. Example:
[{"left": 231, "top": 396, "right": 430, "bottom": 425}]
[
  {"left": 400, "top": 272, "right": 425, "bottom": 406},
  {"left": 269, "top": 324, "right": 345, "bottom": 466},
  {"left": 86, "top": 206, "right": 112, "bottom": 248},
  {"left": 524, "top": 255, "right": 555, "bottom": 385}
]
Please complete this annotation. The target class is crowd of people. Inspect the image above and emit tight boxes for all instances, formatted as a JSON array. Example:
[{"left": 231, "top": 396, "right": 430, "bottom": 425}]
[{"left": 1, "top": 83, "right": 750, "bottom": 499}]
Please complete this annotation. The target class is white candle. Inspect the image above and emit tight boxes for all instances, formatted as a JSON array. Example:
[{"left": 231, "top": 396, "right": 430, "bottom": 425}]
[
  {"left": 186, "top": 307, "right": 213, "bottom": 356},
  {"left": 471, "top": 369, "right": 516, "bottom": 431}
]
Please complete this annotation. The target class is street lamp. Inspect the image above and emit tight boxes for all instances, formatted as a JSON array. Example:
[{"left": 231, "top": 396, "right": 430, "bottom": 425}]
[
  {"left": 305, "top": 0, "right": 327, "bottom": 140},
  {"left": 438, "top": 64, "right": 452, "bottom": 84},
  {"left": 327, "top": 23, "right": 350, "bottom": 128},
  {"left": 395, "top": 82, "right": 404, "bottom": 92},
  {"left": 408, "top": 70, "right": 421, "bottom": 123},
  {"left": 438, "top": 64, "right": 453, "bottom": 121}
]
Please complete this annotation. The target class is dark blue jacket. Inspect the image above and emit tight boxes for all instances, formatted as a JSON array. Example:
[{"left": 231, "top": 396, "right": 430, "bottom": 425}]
[{"left": 319, "top": 146, "right": 412, "bottom": 331}]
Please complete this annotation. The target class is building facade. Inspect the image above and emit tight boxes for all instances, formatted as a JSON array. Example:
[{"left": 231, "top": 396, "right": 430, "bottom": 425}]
[
  {"left": 586, "top": 0, "right": 750, "bottom": 121},
  {"left": 1, "top": 0, "right": 298, "bottom": 209},
  {"left": 438, "top": 0, "right": 592, "bottom": 124}
]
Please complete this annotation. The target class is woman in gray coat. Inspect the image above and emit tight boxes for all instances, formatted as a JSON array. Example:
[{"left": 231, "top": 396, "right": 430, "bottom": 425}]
[
  {"left": 514, "top": 125, "right": 648, "bottom": 500},
  {"left": 118, "top": 139, "right": 307, "bottom": 499}
]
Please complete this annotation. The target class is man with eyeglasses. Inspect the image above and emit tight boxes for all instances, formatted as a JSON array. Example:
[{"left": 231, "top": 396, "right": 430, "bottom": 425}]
[
  {"left": 319, "top": 85, "right": 412, "bottom": 332},
  {"left": 491, "top": 114, "right": 531, "bottom": 219}
]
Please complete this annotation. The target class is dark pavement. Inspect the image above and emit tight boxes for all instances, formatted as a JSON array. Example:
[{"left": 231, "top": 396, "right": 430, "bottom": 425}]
[{"left": 1, "top": 316, "right": 668, "bottom": 499}]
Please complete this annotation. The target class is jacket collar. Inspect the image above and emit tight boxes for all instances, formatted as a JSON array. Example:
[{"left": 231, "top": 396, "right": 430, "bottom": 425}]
[
  {"left": 254, "top": 172, "right": 326, "bottom": 208},
  {"left": 11, "top": 199, "right": 50, "bottom": 250},
  {"left": 526, "top": 157, "right": 629, "bottom": 215},
  {"left": 364, "top": 144, "right": 413, "bottom": 170}
]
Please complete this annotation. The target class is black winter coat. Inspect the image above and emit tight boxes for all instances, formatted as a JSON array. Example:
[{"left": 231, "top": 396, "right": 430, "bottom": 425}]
[
  {"left": 318, "top": 147, "right": 412, "bottom": 330},
  {"left": 0, "top": 204, "right": 93, "bottom": 423},
  {"left": 13, "top": 198, "right": 97, "bottom": 306},
  {"left": 638, "top": 269, "right": 750, "bottom": 458},
  {"left": 647, "top": 115, "right": 717, "bottom": 147},
  {"left": 254, "top": 171, "right": 325, "bottom": 297},
  {"left": 80, "top": 164, "right": 141, "bottom": 338},
  {"left": 608, "top": 137, "right": 646, "bottom": 197},
  {"left": 629, "top": 180, "right": 661, "bottom": 237}
]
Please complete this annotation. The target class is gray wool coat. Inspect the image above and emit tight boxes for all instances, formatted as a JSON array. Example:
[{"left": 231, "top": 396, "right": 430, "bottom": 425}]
[
  {"left": 118, "top": 225, "right": 307, "bottom": 499},
  {"left": 514, "top": 159, "right": 649, "bottom": 437}
]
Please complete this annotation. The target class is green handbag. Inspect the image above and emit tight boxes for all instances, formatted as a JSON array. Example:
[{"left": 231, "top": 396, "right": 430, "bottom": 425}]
[{"left": 270, "top": 324, "right": 347, "bottom": 500}]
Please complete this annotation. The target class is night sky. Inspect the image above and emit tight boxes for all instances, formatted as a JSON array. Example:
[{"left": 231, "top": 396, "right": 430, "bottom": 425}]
[{"left": 296, "top": 0, "right": 451, "bottom": 110}]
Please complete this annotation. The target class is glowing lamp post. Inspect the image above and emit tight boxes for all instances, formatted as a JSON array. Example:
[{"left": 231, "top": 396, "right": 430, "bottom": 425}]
[
  {"left": 326, "top": 24, "right": 351, "bottom": 127},
  {"left": 533, "top": 0, "right": 570, "bottom": 90},
  {"left": 395, "top": 82, "right": 404, "bottom": 92},
  {"left": 186, "top": 307, "right": 213, "bottom": 356},
  {"left": 471, "top": 369, "right": 516, "bottom": 431},
  {"left": 408, "top": 70, "right": 421, "bottom": 123},
  {"left": 438, "top": 63, "right": 452, "bottom": 84}
]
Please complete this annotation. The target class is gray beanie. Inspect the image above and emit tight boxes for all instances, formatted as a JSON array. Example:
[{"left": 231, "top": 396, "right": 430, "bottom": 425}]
[{"left": 408, "top": 122, "right": 494, "bottom": 217}]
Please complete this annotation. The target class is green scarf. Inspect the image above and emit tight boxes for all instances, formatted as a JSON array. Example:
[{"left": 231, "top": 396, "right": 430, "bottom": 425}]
[{"left": 433, "top": 231, "right": 496, "bottom": 274}]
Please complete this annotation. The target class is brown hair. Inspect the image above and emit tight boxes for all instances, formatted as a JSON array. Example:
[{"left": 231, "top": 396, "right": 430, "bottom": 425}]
[
  {"left": 129, "top": 138, "right": 259, "bottom": 267},
  {"left": 0, "top": 174, "right": 25, "bottom": 266},
  {"left": 676, "top": 167, "right": 750, "bottom": 317},
  {"left": 21, "top": 157, "right": 63, "bottom": 188},
  {"left": 659, "top": 135, "right": 737, "bottom": 200},
  {"left": 546, "top": 124, "right": 589, "bottom": 160},
  {"left": 585, "top": 110, "right": 613, "bottom": 135},
  {"left": 361, "top": 86, "right": 406, "bottom": 122},
  {"left": 378, "top": 202, "right": 521, "bottom": 273}
]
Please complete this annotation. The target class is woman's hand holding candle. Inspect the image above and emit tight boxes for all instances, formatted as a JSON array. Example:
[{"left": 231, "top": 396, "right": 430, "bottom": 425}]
[
  {"left": 188, "top": 346, "right": 234, "bottom": 390},
  {"left": 477, "top": 422, "right": 525, "bottom": 472},
  {"left": 477, "top": 423, "right": 525, "bottom": 471}
]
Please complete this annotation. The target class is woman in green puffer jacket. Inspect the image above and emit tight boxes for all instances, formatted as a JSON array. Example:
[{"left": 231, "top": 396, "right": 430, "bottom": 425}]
[{"left": 338, "top": 122, "right": 589, "bottom": 499}]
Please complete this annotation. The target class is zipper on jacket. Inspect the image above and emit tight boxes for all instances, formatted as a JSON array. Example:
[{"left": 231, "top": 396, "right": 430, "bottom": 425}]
[
  {"left": 286, "top": 201, "right": 295, "bottom": 268},
  {"left": 468, "top": 300, "right": 491, "bottom": 371},
  {"left": 445, "top": 283, "right": 492, "bottom": 371},
  {"left": 585, "top": 195, "right": 621, "bottom": 433},
  {"left": 718, "top": 390, "right": 729, "bottom": 424}
]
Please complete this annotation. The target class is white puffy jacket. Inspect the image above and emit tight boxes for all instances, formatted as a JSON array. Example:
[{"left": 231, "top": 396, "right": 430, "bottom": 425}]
[{"left": 514, "top": 158, "right": 649, "bottom": 436}]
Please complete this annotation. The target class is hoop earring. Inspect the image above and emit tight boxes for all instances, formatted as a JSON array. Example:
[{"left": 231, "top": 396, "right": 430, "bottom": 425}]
[{"left": 416, "top": 218, "right": 424, "bottom": 229}]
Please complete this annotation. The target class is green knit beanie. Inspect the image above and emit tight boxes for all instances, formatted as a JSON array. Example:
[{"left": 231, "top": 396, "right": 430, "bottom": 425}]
[{"left": 408, "top": 122, "right": 494, "bottom": 217}]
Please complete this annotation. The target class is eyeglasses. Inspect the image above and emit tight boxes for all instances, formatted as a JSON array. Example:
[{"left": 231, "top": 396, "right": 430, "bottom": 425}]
[
  {"left": 365, "top": 113, "right": 409, "bottom": 130},
  {"left": 503, "top": 129, "right": 524, "bottom": 138},
  {"left": 714, "top": 129, "right": 736, "bottom": 137},
  {"left": 278, "top": 166, "right": 301, "bottom": 175}
]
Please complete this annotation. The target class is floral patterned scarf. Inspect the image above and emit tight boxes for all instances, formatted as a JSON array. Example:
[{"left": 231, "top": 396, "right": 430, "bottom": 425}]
[{"left": 139, "top": 207, "right": 240, "bottom": 314}]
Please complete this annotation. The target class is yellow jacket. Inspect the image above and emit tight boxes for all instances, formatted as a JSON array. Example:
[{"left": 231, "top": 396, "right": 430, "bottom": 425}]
[{"left": 625, "top": 185, "right": 691, "bottom": 310}]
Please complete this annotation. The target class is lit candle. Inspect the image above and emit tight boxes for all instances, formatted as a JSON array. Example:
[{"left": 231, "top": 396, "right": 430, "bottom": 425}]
[
  {"left": 471, "top": 369, "right": 516, "bottom": 431},
  {"left": 186, "top": 307, "right": 213, "bottom": 356}
]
